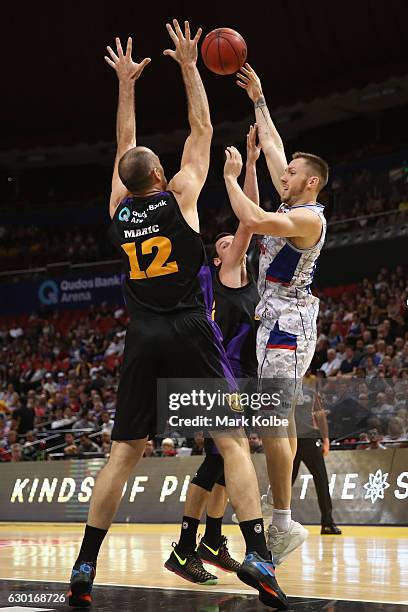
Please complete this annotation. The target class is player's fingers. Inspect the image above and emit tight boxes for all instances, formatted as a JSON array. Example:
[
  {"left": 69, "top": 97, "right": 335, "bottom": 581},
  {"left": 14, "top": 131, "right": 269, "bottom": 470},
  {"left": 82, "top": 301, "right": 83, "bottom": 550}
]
[
  {"left": 236, "top": 73, "right": 249, "bottom": 84},
  {"left": 166, "top": 23, "right": 178, "bottom": 44},
  {"left": 173, "top": 19, "right": 183, "bottom": 39},
  {"left": 193, "top": 27, "right": 203, "bottom": 44},
  {"left": 163, "top": 49, "right": 176, "bottom": 58},
  {"left": 106, "top": 46, "right": 119, "bottom": 62},
  {"left": 139, "top": 57, "right": 151, "bottom": 72},
  {"left": 184, "top": 21, "right": 191, "bottom": 41},
  {"left": 240, "top": 65, "right": 252, "bottom": 76},
  {"left": 116, "top": 37, "right": 124, "bottom": 57},
  {"left": 126, "top": 37, "right": 132, "bottom": 57},
  {"left": 224, "top": 148, "right": 231, "bottom": 160},
  {"left": 104, "top": 56, "right": 116, "bottom": 69},
  {"left": 236, "top": 81, "right": 248, "bottom": 90}
]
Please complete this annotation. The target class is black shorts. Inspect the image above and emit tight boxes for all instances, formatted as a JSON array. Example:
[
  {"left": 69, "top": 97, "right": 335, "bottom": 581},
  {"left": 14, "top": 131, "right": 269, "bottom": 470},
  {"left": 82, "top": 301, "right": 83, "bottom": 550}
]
[{"left": 111, "top": 310, "right": 236, "bottom": 441}]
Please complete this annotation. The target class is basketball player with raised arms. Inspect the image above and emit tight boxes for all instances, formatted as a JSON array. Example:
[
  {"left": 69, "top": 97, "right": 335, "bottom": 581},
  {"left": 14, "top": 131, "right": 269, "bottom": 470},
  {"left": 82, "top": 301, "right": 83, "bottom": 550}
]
[
  {"left": 68, "top": 24, "right": 288, "bottom": 610},
  {"left": 223, "top": 63, "right": 328, "bottom": 565},
  {"left": 165, "top": 125, "right": 260, "bottom": 582}
]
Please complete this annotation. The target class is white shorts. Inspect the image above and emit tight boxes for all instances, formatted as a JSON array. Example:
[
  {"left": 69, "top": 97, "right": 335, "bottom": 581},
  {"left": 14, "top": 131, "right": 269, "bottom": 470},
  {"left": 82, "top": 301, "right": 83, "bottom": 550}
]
[{"left": 256, "top": 297, "right": 318, "bottom": 414}]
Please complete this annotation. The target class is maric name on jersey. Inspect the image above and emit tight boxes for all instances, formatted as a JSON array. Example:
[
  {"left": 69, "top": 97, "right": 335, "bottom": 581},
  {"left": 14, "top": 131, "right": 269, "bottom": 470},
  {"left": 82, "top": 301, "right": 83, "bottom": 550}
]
[{"left": 124, "top": 225, "right": 159, "bottom": 239}]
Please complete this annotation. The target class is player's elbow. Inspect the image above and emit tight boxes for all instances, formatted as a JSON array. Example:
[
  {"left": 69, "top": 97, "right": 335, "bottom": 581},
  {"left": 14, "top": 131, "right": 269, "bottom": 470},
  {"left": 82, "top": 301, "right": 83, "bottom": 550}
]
[
  {"left": 193, "top": 122, "right": 213, "bottom": 138},
  {"left": 242, "top": 213, "right": 261, "bottom": 234}
]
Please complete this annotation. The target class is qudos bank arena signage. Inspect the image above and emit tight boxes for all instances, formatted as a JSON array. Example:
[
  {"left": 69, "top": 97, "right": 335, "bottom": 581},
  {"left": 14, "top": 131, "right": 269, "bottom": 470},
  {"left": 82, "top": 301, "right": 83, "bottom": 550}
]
[
  {"left": 0, "top": 449, "right": 407, "bottom": 524},
  {"left": 0, "top": 273, "right": 124, "bottom": 314}
]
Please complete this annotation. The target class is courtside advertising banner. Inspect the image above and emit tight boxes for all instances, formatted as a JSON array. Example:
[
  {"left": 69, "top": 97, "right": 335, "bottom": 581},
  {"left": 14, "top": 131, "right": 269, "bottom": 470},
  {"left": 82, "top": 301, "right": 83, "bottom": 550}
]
[{"left": 0, "top": 449, "right": 407, "bottom": 524}]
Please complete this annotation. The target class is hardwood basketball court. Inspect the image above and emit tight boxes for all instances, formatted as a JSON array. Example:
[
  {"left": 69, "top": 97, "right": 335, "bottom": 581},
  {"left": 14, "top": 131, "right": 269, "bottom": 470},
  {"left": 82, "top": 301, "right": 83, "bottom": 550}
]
[{"left": 0, "top": 522, "right": 407, "bottom": 610}]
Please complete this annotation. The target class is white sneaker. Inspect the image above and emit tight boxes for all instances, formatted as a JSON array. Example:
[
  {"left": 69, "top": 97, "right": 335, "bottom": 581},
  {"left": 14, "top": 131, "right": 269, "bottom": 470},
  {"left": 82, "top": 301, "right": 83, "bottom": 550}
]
[
  {"left": 266, "top": 520, "right": 308, "bottom": 565},
  {"left": 231, "top": 486, "right": 274, "bottom": 524}
]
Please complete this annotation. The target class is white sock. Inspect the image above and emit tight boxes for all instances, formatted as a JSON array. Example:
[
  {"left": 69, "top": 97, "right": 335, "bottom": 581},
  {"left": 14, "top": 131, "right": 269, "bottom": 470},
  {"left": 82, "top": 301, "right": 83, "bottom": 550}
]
[{"left": 271, "top": 508, "right": 291, "bottom": 532}]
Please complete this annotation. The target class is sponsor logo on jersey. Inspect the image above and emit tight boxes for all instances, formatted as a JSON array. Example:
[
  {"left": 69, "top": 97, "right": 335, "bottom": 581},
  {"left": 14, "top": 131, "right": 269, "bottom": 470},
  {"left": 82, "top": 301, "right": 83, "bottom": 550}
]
[
  {"left": 118, "top": 206, "right": 131, "bottom": 222},
  {"left": 148, "top": 199, "right": 168, "bottom": 211}
]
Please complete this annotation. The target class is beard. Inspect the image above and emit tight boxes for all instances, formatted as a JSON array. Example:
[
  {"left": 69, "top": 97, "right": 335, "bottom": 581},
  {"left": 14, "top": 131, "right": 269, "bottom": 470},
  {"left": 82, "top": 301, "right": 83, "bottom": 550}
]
[{"left": 281, "top": 178, "right": 308, "bottom": 205}]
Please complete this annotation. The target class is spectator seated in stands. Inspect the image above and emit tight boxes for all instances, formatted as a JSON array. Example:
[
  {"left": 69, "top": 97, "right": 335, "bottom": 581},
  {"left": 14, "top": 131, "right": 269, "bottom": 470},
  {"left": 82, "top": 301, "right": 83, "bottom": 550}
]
[
  {"left": 248, "top": 432, "right": 264, "bottom": 454},
  {"left": 63, "top": 432, "right": 78, "bottom": 456},
  {"left": 383, "top": 416, "right": 408, "bottom": 448},
  {"left": 100, "top": 411, "right": 114, "bottom": 433},
  {"left": 339, "top": 345, "right": 361, "bottom": 377},
  {"left": 357, "top": 428, "right": 387, "bottom": 450},
  {"left": 77, "top": 433, "right": 101, "bottom": 454},
  {"left": 72, "top": 409, "right": 97, "bottom": 432},
  {"left": 10, "top": 443, "right": 25, "bottom": 462},
  {"left": 372, "top": 392, "right": 395, "bottom": 420},
  {"left": 143, "top": 440, "right": 156, "bottom": 457},
  {"left": 320, "top": 348, "right": 342, "bottom": 377},
  {"left": 100, "top": 431, "right": 112, "bottom": 455},
  {"left": 22, "top": 430, "right": 40, "bottom": 461},
  {"left": 160, "top": 438, "right": 177, "bottom": 457},
  {"left": 190, "top": 431, "right": 205, "bottom": 456}
]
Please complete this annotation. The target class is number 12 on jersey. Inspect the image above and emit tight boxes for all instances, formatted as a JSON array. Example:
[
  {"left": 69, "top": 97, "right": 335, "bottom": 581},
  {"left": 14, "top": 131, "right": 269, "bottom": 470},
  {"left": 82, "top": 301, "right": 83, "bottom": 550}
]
[{"left": 121, "top": 236, "right": 179, "bottom": 280}]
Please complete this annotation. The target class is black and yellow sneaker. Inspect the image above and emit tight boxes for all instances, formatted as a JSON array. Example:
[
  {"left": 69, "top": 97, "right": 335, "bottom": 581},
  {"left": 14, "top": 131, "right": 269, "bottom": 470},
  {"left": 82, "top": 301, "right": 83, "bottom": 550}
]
[
  {"left": 68, "top": 561, "right": 96, "bottom": 607},
  {"left": 197, "top": 535, "right": 241, "bottom": 573},
  {"left": 164, "top": 542, "right": 218, "bottom": 585}
]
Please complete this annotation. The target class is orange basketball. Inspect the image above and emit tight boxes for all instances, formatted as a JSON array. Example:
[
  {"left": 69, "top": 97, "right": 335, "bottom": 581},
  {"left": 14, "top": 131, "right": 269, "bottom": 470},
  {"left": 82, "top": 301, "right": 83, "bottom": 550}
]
[{"left": 201, "top": 28, "right": 247, "bottom": 75}]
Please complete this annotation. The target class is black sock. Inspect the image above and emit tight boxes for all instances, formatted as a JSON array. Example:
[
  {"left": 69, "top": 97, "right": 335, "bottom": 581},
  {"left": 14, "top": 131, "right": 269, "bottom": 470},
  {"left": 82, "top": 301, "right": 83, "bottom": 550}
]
[
  {"left": 75, "top": 524, "right": 108, "bottom": 566},
  {"left": 178, "top": 516, "right": 200, "bottom": 554},
  {"left": 239, "top": 518, "right": 268, "bottom": 558},
  {"left": 203, "top": 515, "right": 223, "bottom": 549}
]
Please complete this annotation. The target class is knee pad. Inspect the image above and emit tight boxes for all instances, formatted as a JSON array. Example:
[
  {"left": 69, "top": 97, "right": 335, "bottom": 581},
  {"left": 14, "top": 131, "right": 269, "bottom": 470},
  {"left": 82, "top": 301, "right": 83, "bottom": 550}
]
[{"left": 191, "top": 454, "right": 224, "bottom": 492}]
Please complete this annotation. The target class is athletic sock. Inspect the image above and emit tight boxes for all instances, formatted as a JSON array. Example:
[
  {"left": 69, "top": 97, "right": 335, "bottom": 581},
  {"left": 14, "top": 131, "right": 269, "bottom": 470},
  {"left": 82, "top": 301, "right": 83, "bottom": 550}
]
[
  {"left": 203, "top": 515, "right": 223, "bottom": 549},
  {"left": 75, "top": 524, "right": 108, "bottom": 566},
  {"left": 178, "top": 516, "right": 200, "bottom": 554},
  {"left": 271, "top": 509, "right": 291, "bottom": 532},
  {"left": 239, "top": 518, "right": 268, "bottom": 558}
]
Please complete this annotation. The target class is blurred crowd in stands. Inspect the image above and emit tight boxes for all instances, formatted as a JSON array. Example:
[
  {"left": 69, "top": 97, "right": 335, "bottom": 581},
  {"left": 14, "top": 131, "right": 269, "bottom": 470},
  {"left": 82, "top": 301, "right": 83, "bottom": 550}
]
[
  {"left": 0, "top": 263, "right": 407, "bottom": 462},
  {"left": 1, "top": 148, "right": 407, "bottom": 272}
]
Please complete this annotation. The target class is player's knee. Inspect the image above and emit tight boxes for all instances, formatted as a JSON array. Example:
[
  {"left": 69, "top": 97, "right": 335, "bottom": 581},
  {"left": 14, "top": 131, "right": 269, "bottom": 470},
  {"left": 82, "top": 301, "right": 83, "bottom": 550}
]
[
  {"left": 108, "top": 439, "right": 145, "bottom": 472},
  {"left": 213, "top": 432, "right": 249, "bottom": 458},
  {"left": 191, "top": 454, "right": 224, "bottom": 492}
]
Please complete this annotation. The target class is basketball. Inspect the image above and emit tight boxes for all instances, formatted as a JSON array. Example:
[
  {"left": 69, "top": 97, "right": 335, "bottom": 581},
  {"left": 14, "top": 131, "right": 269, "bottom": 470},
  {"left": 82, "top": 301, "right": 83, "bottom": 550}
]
[{"left": 201, "top": 28, "right": 247, "bottom": 75}]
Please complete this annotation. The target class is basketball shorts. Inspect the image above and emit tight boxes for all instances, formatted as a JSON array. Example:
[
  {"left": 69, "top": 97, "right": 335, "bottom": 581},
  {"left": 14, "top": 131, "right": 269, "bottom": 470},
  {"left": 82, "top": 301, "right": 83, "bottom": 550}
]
[
  {"left": 111, "top": 309, "right": 237, "bottom": 441},
  {"left": 256, "top": 315, "right": 316, "bottom": 420}
]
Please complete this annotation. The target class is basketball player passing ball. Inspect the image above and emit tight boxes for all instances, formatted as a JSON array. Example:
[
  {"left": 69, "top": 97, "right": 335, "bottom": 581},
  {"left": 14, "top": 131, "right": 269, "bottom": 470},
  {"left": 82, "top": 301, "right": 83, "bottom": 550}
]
[
  {"left": 68, "top": 23, "right": 288, "bottom": 610},
  {"left": 224, "top": 63, "right": 328, "bottom": 564}
]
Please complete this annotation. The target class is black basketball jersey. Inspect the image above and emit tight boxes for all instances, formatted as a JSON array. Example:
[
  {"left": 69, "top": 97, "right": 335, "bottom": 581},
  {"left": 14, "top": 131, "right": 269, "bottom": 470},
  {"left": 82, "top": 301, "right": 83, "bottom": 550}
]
[
  {"left": 108, "top": 191, "right": 212, "bottom": 318},
  {"left": 213, "top": 268, "right": 259, "bottom": 378}
]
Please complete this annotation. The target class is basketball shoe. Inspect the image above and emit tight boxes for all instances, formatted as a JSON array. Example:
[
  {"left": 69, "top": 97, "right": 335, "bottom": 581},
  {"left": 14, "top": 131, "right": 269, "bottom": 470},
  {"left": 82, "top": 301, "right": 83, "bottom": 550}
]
[
  {"left": 164, "top": 542, "right": 218, "bottom": 585},
  {"left": 68, "top": 561, "right": 95, "bottom": 607},
  {"left": 197, "top": 535, "right": 241, "bottom": 573},
  {"left": 266, "top": 520, "right": 308, "bottom": 565},
  {"left": 237, "top": 551, "right": 289, "bottom": 609}
]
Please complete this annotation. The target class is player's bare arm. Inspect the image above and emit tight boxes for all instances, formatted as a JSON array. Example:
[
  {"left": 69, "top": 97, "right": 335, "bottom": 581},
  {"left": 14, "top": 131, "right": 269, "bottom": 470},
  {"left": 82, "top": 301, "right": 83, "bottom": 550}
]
[
  {"left": 313, "top": 393, "right": 330, "bottom": 456},
  {"left": 105, "top": 37, "right": 151, "bottom": 218},
  {"left": 165, "top": 20, "right": 213, "bottom": 232},
  {"left": 224, "top": 146, "right": 321, "bottom": 243},
  {"left": 220, "top": 124, "right": 261, "bottom": 287},
  {"left": 236, "top": 63, "right": 287, "bottom": 196}
]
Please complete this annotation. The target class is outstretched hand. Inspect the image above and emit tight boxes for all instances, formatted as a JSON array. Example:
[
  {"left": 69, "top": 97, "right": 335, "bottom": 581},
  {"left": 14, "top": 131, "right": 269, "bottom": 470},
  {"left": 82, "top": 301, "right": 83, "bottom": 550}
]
[
  {"left": 105, "top": 37, "right": 151, "bottom": 82},
  {"left": 224, "top": 146, "right": 243, "bottom": 180},
  {"left": 164, "top": 19, "right": 202, "bottom": 65},
  {"left": 236, "top": 63, "right": 263, "bottom": 103},
  {"left": 246, "top": 124, "right": 261, "bottom": 164}
]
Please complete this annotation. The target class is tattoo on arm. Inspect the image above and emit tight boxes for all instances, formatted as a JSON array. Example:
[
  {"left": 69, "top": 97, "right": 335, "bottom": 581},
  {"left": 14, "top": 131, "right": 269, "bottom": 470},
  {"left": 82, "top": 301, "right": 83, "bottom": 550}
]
[{"left": 255, "top": 96, "right": 266, "bottom": 108}]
